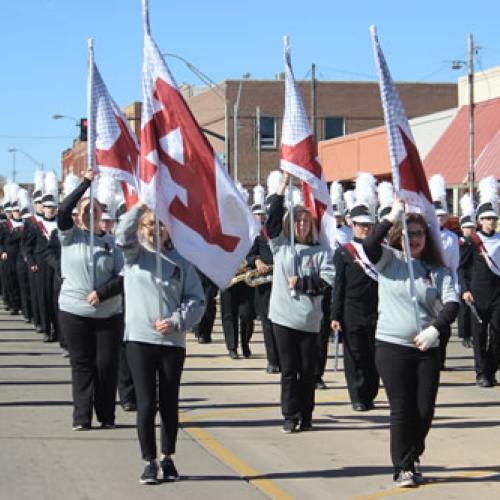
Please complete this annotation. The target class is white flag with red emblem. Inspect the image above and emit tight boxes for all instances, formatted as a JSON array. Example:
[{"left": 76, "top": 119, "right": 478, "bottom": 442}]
[
  {"left": 88, "top": 46, "right": 140, "bottom": 202},
  {"left": 370, "top": 25, "right": 442, "bottom": 251},
  {"left": 280, "top": 36, "right": 337, "bottom": 253},
  {"left": 137, "top": 6, "right": 260, "bottom": 289}
]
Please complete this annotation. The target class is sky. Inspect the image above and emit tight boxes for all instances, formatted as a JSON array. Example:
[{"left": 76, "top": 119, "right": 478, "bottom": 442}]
[{"left": 1, "top": 0, "right": 500, "bottom": 183}]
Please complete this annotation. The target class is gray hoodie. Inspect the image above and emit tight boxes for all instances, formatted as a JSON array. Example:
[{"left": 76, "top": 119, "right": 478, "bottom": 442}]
[{"left": 115, "top": 206, "right": 205, "bottom": 348}]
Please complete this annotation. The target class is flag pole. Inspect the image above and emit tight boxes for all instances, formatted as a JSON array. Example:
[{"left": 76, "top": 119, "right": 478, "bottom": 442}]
[
  {"left": 87, "top": 38, "right": 96, "bottom": 289},
  {"left": 142, "top": 0, "right": 163, "bottom": 318},
  {"left": 370, "top": 25, "right": 421, "bottom": 333},
  {"left": 288, "top": 177, "right": 297, "bottom": 298}
]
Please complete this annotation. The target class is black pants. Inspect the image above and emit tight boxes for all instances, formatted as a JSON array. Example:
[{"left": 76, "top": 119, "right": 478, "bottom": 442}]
[
  {"left": 274, "top": 324, "right": 316, "bottom": 422},
  {"left": 118, "top": 342, "right": 136, "bottom": 406},
  {"left": 16, "top": 257, "right": 31, "bottom": 320},
  {"left": 193, "top": 280, "right": 217, "bottom": 341},
  {"left": 471, "top": 301, "right": 500, "bottom": 380},
  {"left": 60, "top": 310, "right": 123, "bottom": 427},
  {"left": 34, "top": 258, "right": 49, "bottom": 333},
  {"left": 255, "top": 284, "right": 279, "bottom": 366},
  {"left": 28, "top": 265, "right": 40, "bottom": 327},
  {"left": 343, "top": 322, "right": 379, "bottom": 405},
  {"left": 375, "top": 341, "right": 440, "bottom": 477},
  {"left": 220, "top": 282, "right": 254, "bottom": 352},
  {"left": 457, "top": 300, "right": 472, "bottom": 340},
  {"left": 438, "top": 324, "right": 451, "bottom": 368},
  {"left": 126, "top": 341, "right": 185, "bottom": 461},
  {"left": 3, "top": 255, "right": 20, "bottom": 312}
]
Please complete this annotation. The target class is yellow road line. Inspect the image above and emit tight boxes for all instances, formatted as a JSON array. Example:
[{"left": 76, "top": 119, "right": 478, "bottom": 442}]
[
  {"left": 181, "top": 415, "right": 293, "bottom": 499},
  {"left": 179, "top": 394, "right": 348, "bottom": 499},
  {"left": 353, "top": 468, "right": 500, "bottom": 500}
]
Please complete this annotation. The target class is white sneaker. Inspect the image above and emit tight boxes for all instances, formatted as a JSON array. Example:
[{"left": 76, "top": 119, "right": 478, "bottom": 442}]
[{"left": 395, "top": 470, "right": 417, "bottom": 488}]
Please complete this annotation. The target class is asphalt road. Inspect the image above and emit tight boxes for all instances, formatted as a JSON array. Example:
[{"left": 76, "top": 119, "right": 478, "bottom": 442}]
[{"left": 1, "top": 306, "right": 500, "bottom": 499}]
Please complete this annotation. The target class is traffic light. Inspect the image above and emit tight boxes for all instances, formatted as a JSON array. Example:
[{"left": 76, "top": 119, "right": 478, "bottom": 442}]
[{"left": 79, "top": 118, "right": 88, "bottom": 141}]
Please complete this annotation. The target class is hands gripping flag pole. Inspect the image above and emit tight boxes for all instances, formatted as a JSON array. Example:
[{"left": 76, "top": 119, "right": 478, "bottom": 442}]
[
  {"left": 138, "top": 0, "right": 260, "bottom": 291},
  {"left": 370, "top": 25, "right": 444, "bottom": 333},
  {"left": 280, "top": 36, "right": 338, "bottom": 257}
]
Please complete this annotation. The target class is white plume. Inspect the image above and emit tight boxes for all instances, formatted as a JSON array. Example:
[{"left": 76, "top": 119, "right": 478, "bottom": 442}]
[
  {"left": 235, "top": 182, "right": 249, "bottom": 204},
  {"left": 253, "top": 184, "right": 266, "bottom": 206},
  {"left": 34, "top": 170, "right": 45, "bottom": 191},
  {"left": 378, "top": 181, "right": 394, "bottom": 209},
  {"left": 63, "top": 172, "right": 80, "bottom": 197},
  {"left": 344, "top": 190, "right": 356, "bottom": 211},
  {"left": 18, "top": 188, "right": 31, "bottom": 210},
  {"left": 266, "top": 170, "right": 283, "bottom": 196},
  {"left": 460, "top": 192, "right": 475, "bottom": 217},
  {"left": 44, "top": 171, "right": 59, "bottom": 198},
  {"left": 429, "top": 174, "right": 447, "bottom": 204},
  {"left": 330, "top": 181, "right": 344, "bottom": 212},
  {"left": 478, "top": 176, "right": 498, "bottom": 206},
  {"left": 5, "top": 182, "right": 19, "bottom": 204},
  {"left": 355, "top": 172, "right": 377, "bottom": 216},
  {"left": 96, "top": 174, "right": 119, "bottom": 217}
]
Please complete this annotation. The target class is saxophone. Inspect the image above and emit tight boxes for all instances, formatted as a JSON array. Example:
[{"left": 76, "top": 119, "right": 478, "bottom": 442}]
[
  {"left": 245, "top": 265, "right": 273, "bottom": 287},
  {"left": 228, "top": 261, "right": 249, "bottom": 287}
]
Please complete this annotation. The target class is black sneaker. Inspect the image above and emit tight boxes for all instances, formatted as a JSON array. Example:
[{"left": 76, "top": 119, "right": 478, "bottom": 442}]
[
  {"left": 476, "top": 376, "right": 494, "bottom": 388},
  {"left": 242, "top": 346, "right": 252, "bottom": 358},
  {"left": 315, "top": 378, "right": 327, "bottom": 390},
  {"left": 160, "top": 457, "right": 179, "bottom": 482},
  {"left": 282, "top": 419, "right": 298, "bottom": 434},
  {"left": 299, "top": 418, "right": 313, "bottom": 431},
  {"left": 413, "top": 460, "right": 424, "bottom": 484},
  {"left": 228, "top": 350, "right": 238, "bottom": 360},
  {"left": 140, "top": 461, "right": 159, "bottom": 485},
  {"left": 266, "top": 364, "right": 280, "bottom": 374}
]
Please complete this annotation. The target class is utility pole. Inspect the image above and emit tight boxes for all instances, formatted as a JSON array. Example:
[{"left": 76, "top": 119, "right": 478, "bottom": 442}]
[
  {"left": 233, "top": 81, "right": 243, "bottom": 182},
  {"left": 467, "top": 33, "right": 475, "bottom": 210},
  {"left": 311, "top": 63, "right": 317, "bottom": 141},
  {"left": 225, "top": 101, "right": 231, "bottom": 174},
  {"left": 11, "top": 146, "right": 17, "bottom": 182},
  {"left": 256, "top": 106, "right": 261, "bottom": 186}
]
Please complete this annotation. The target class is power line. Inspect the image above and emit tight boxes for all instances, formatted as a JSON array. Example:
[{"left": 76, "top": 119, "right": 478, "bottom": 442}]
[{"left": 0, "top": 135, "right": 73, "bottom": 139}]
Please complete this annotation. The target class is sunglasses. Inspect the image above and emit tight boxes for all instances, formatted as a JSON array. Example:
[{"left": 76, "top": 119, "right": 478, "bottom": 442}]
[
  {"left": 480, "top": 217, "right": 498, "bottom": 221},
  {"left": 407, "top": 230, "right": 425, "bottom": 239}
]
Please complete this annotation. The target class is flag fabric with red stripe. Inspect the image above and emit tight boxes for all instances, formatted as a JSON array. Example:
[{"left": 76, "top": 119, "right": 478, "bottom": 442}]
[
  {"left": 370, "top": 25, "right": 442, "bottom": 253},
  {"left": 138, "top": 22, "right": 260, "bottom": 289},
  {"left": 280, "top": 36, "right": 337, "bottom": 253},
  {"left": 89, "top": 57, "right": 140, "bottom": 191}
]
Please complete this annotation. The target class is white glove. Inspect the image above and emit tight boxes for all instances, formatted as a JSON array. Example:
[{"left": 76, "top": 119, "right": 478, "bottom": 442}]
[
  {"left": 414, "top": 325, "right": 439, "bottom": 351},
  {"left": 385, "top": 198, "right": 405, "bottom": 224}
]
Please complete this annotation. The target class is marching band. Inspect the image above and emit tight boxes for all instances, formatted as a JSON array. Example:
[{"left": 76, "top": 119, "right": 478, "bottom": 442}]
[{"left": 0, "top": 166, "right": 498, "bottom": 489}]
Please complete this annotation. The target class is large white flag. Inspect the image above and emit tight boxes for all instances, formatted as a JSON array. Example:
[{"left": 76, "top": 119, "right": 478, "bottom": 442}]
[
  {"left": 280, "top": 36, "right": 337, "bottom": 253},
  {"left": 138, "top": 2, "right": 259, "bottom": 289},
  {"left": 370, "top": 25, "right": 442, "bottom": 252},
  {"left": 88, "top": 43, "right": 139, "bottom": 191}
]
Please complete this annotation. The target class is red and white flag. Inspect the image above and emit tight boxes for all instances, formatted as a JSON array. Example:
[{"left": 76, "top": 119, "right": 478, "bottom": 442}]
[
  {"left": 138, "top": 7, "right": 260, "bottom": 289},
  {"left": 280, "top": 36, "right": 337, "bottom": 253},
  {"left": 370, "top": 25, "right": 442, "bottom": 252},
  {"left": 88, "top": 44, "right": 139, "bottom": 196}
]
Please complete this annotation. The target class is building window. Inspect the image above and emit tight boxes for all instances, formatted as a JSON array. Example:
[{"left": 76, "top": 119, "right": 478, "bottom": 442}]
[
  {"left": 259, "top": 116, "right": 276, "bottom": 148},
  {"left": 324, "top": 117, "right": 345, "bottom": 140}
]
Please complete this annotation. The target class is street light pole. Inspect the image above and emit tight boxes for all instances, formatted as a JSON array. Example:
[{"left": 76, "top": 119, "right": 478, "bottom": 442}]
[{"left": 467, "top": 33, "right": 475, "bottom": 211}]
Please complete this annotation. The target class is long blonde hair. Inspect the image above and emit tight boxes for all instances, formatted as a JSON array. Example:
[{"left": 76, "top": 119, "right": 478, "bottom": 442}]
[{"left": 282, "top": 205, "right": 319, "bottom": 245}]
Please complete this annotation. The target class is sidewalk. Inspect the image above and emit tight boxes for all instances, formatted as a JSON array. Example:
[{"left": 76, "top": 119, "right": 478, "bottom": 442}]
[{"left": 1, "top": 307, "right": 500, "bottom": 499}]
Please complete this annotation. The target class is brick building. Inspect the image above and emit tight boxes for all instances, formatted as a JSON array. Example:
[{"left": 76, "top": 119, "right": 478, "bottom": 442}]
[{"left": 60, "top": 79, "right": 456, "bottom": 193}]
